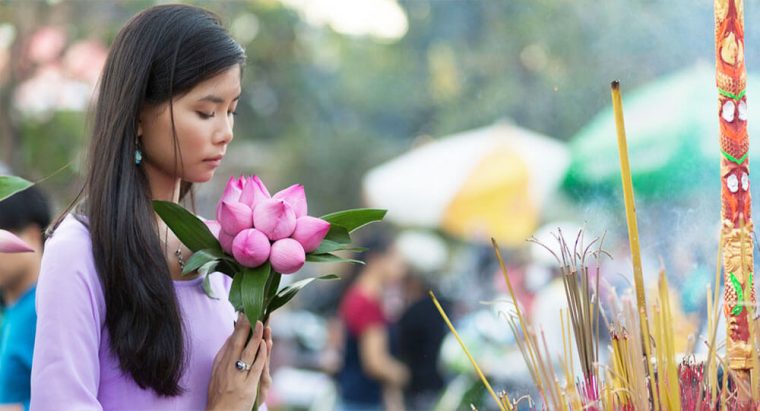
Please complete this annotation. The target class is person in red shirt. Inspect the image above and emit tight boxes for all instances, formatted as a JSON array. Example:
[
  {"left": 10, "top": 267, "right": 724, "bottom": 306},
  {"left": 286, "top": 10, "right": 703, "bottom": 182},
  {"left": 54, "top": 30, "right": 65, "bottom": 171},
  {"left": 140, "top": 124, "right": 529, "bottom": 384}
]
[{"left": 337, "top": 232, "right": 409, "bottom": 411}]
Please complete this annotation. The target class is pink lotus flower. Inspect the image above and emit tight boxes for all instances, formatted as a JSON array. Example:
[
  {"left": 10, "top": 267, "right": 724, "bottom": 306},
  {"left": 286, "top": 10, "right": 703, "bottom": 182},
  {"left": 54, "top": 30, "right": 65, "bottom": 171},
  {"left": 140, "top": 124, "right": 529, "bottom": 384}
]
[
  {"left": 232, "top": 229, "right": 271, "bottom": 268},
  {"left": 0, "top": 229, "right": 34, "bottom": 253},
  {"left": 270, "top": 238, "right": 305, "bottom": 274},
  {"left": 253, "top": 199, "right": 297, "bottom": 241},
  {"left": 218, "top": 201, "right": 254, "bottom": 236},
  {"left": 273, "top": 184, "right": 307, "bottom": 218},
  {"left": 219, "top": 230, "right": 235, "bottom": 254},
  {"left": 216, "top": 176, "right": 245, "bottom": 221},
  {"left": 204, "top": 220, "right": 221, "bottom": 238},
  {"left": 292, "top": 216, "right": 330, "bottom": 253},
  {"left": 240, "top": 175, "right": 271, "bottom": 210}
]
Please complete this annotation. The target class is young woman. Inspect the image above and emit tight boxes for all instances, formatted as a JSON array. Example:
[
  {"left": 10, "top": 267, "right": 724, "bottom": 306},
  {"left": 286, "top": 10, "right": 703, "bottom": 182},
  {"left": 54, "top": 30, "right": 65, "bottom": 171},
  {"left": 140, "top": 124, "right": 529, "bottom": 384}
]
[
  {"left": 337, "top": 233, "right": 410, "bottom": 411},
  {"left": 30, "top": 5, "right": 271, "bottom": 410}
]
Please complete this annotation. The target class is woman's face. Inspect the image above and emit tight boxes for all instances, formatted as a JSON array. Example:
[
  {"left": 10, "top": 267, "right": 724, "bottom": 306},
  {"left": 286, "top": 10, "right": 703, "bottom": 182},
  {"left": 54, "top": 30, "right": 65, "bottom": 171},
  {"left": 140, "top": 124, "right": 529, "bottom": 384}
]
[
  {"left": 380, "top": 245, "right": 408, "bottom": 283},
  {"left": 138, "top": 65, "right": 241, "bottom": 185}
]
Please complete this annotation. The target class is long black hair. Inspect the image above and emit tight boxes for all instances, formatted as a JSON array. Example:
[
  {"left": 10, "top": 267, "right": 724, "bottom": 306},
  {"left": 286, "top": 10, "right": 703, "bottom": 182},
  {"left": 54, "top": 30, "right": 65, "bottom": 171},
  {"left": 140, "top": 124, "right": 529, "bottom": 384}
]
[{"left": 62, "top": 4, "right": 245, "bottom": 396}]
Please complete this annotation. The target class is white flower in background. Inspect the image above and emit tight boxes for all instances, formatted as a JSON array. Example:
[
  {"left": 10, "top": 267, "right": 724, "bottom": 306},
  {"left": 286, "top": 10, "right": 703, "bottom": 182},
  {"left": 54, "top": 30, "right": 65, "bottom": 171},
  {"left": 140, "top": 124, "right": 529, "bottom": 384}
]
[{"left": 14, "top": 65, "right": 64, "bottom": 117}]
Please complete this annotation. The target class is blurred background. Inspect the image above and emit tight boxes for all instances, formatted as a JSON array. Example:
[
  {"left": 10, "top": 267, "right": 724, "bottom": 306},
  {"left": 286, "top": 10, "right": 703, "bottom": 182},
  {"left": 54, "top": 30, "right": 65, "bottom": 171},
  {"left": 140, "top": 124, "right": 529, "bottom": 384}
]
[{"left": 1, "top": 0, "right": 757, "bottom": 409}]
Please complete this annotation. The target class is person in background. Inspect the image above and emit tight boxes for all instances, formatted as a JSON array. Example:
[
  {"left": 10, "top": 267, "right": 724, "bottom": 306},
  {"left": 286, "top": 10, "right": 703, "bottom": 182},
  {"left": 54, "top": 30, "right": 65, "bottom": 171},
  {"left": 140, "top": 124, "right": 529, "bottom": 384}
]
[
  {"left": 337, "top": 231, "right": 410, "bottom": 411},
  {"left": 0, "top": 186, "right": 51, "bottom": 411},
  {"left": 394, "top": 231, "right": 450, "bottom": 410},
  {"left": 396, "top": 268, "right": 449, "bottom": 410}
]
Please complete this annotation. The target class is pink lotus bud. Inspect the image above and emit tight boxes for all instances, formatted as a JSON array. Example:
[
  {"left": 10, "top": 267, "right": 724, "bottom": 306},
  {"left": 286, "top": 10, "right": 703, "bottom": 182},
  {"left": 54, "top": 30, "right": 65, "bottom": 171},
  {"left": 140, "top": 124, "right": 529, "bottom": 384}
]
[
  {"left": 240, "top": 175, "right": 271, "bottom": 210},
  {"left": 223, "top": 175, "right": 245, "bottom": 202},
  {"left": 253, "top": 175, "right": 271, "bottom": 197},
  {"left": 218, "top": 201, "right": 254, "bottom": 236},
  {"left": 216, "top": 175, "right": 245, "bottom": 221},
  {"left": 253, "top": 199, "right": 297, "bottom": 241},
  {"left": 292, "top": 216, "right": 330, "bottom": 253},
  {"left": 269, "top": 238, "right": 305, "bottom": 274},
  {"left": 204, "top": 220, "right": 222, "bottom": 238},
  {"left": 219, "top": 230, "right": 235, "bottom": 254},
  {"left": 232, "top": 229, "right": 271, "bottom": 268},
  {"left": 273, "top": 184, "right": 307, "bottom": 218},
  {"left": 0, "top": 229, "right": 34, "bottom": 253}
]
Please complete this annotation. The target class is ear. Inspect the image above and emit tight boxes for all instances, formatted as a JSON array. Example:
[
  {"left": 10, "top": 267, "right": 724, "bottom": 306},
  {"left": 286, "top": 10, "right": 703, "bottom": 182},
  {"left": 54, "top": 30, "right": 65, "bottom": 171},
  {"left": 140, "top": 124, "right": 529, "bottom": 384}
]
[{"left": 137, "top": 119, "right": 143, "bottom": 137}]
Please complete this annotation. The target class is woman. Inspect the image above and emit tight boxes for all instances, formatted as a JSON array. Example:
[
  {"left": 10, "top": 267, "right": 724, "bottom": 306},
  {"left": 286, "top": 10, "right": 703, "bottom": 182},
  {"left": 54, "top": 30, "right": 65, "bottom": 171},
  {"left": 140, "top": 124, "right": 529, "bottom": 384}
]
[
  {"left": 30, "top": 5, "right": 271, "bottom": 410},
  {"left": 337, "top": 232, "right": 410, "bottom": 411}
]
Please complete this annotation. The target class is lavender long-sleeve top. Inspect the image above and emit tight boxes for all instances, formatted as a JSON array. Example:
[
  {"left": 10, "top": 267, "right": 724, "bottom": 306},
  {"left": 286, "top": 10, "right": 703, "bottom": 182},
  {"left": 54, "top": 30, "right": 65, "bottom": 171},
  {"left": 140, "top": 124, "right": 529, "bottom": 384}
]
[{"left": 30, "top": 215, "right": 238, "bottom": 410}]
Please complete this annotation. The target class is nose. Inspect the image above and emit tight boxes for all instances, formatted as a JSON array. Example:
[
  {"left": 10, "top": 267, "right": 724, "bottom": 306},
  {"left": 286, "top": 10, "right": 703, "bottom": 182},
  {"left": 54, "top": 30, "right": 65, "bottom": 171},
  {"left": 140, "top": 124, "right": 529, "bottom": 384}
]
[{"left": 215, "top": 115, "right": 234, "bottom": 145}]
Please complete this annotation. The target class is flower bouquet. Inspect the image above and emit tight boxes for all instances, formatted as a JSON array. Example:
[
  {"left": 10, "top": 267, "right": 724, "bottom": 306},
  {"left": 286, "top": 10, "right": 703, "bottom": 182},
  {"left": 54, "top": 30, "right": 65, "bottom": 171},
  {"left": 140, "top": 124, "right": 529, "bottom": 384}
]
[{"left": 153, "top": 175, "right": 385, "bottom": 325}]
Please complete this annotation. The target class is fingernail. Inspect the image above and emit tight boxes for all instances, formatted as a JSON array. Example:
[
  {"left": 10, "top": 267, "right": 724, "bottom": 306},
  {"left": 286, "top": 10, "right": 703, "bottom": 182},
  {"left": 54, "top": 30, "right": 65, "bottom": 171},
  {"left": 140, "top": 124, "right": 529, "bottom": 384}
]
[{"left": 256, "top": 321, "right": 263, "bottom": 333}]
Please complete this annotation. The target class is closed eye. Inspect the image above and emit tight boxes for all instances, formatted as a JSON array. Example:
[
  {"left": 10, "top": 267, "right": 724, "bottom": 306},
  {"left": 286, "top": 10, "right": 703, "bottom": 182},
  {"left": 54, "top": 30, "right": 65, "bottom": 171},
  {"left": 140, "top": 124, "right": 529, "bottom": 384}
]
[{"left": 197, "top": 111, "right": 215, "bottom": 119}]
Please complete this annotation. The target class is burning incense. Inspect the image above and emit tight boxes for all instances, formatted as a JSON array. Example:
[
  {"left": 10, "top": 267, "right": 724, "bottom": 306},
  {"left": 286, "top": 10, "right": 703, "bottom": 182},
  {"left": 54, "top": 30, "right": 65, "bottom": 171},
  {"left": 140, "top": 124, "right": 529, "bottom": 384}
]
[{"left": 610, "top": 80, "right": 652, "bottom": 375}]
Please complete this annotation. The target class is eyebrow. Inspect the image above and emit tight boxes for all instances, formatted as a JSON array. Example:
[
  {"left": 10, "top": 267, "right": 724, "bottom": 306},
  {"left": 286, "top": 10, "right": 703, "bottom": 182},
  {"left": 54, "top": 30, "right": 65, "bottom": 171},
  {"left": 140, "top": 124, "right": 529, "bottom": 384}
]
[{"left": 197, "top": 94, "right": 241, "bottom": 104}]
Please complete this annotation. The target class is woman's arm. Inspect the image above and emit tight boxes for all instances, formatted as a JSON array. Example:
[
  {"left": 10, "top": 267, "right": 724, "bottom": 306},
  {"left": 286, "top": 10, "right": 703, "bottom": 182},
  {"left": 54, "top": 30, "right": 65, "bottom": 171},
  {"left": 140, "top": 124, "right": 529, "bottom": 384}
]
[
  {"left": 358, "top": 325, "right": 409, "bottom": 388},
  {"left": 30, "top": 224, "right": 104, "bottom": 410}
]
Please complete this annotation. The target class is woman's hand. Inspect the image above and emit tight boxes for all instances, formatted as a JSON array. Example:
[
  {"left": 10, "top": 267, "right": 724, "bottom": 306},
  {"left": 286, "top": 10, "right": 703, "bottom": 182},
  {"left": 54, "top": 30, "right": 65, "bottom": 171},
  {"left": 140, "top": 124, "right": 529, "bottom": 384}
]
[{"left": 207, "top": 313, "right": 273, "bottom": 411}]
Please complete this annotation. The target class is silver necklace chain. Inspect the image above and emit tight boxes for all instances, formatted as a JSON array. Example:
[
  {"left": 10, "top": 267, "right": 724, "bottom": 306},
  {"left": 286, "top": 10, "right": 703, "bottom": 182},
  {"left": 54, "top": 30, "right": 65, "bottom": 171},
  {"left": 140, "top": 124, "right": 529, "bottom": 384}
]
[
  {"left": 160, "top": 225, "right": 186, "bottom": 271},
  {"left": 175, "top": 247, "right": 186, "bottom": 270}
]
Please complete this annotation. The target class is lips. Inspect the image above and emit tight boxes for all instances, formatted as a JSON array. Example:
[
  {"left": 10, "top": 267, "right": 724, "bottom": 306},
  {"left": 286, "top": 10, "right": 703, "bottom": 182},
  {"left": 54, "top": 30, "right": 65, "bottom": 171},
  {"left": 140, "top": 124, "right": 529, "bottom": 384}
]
[{"left": 204, "top": 155, "right": 224, "bottom": 168}]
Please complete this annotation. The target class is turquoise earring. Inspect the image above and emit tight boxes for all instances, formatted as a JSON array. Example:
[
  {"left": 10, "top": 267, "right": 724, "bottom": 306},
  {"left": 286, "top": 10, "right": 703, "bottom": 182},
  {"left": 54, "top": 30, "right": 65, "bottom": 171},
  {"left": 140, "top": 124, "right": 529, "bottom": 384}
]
[{"left": 135, "top": 136, "right": 143, "bottom": 165}]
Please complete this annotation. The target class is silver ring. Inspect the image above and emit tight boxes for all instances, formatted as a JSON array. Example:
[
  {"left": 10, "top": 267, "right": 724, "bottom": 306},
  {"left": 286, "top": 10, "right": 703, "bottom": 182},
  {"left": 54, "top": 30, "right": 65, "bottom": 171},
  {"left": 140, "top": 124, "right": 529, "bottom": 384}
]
[{"left": 235, "top": 360, "right": 251, "bottom": 372}]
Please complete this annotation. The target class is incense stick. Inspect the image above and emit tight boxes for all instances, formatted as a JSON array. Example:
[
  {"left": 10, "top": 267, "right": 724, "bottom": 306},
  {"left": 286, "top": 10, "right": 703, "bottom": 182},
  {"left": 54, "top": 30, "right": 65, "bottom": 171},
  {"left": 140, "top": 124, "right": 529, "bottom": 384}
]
[
  {"left": 429, "top": 291, "right": 508, "bottom": 411},
  {"left": 610, "top": 81, "right": 651, "bottom": 372}
]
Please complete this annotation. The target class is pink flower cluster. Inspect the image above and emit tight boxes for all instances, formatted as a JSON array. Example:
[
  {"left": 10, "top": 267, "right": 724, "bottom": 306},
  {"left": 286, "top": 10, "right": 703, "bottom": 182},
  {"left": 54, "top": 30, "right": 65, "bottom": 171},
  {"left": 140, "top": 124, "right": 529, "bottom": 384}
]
[
  {"left": 205, "top": 176, "right": 330, "bottom": 274},
  {"left": 0, "top": 230, "right": 34, "bottom": 253}
]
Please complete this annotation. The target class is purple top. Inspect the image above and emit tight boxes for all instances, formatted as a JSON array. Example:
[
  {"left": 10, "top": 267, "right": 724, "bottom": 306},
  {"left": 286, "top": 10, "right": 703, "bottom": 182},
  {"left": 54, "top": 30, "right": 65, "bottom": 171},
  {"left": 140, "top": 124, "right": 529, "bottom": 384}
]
[{"left": 30, "top": 215, "right": 238, "bottom": 410}]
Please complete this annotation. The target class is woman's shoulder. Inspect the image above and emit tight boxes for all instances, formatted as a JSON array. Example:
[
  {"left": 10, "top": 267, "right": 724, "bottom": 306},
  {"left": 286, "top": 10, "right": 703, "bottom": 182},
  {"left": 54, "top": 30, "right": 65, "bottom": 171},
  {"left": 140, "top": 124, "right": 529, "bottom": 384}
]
[
  {"left": 37, "top": 213, "right": 105, "bottom": 318},
  {"left": 40, "top": 214, "right": 98, "bottom": 284},
  {"left": 45, "top": 213, "right": 92, "bottom": 250}
]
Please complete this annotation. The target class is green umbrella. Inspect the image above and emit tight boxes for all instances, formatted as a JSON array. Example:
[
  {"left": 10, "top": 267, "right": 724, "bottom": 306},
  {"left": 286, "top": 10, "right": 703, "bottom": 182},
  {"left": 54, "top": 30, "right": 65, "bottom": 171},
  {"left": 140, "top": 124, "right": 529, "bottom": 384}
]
[{"left": 564, "top": 64, "right": 760, "bottom": 197}]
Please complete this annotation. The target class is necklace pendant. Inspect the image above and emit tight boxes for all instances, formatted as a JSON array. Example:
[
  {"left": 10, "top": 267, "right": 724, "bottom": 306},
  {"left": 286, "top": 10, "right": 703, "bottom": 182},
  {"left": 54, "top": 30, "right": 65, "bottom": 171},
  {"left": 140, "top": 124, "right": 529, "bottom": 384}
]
[{"left": 175, "top": 248, "right": 186, "bottom": 270}]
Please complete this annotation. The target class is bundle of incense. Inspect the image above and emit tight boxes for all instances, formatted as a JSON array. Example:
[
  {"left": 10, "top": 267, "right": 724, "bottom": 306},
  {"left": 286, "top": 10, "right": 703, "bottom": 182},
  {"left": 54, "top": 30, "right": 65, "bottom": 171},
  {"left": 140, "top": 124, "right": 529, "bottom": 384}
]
[
  {"left": 527, "top": 230, "right": 602, "bottom": 386},
  {"left": 651, "top": 270, "right": 681, "bottom": 410},
  {"left": 431, "top": 230, "right": 760, "bottom": 409}
]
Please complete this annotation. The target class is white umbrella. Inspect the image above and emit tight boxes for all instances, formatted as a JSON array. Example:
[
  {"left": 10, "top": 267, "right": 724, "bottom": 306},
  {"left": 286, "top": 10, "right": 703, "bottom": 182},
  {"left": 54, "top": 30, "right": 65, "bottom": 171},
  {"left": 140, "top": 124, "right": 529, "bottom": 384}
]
[{"left": 363, "top": 121, "right": 570, "bottom": 245}]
